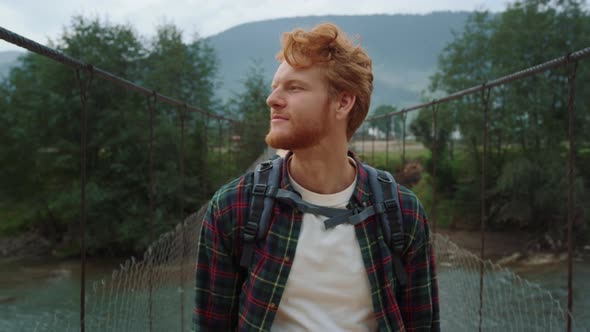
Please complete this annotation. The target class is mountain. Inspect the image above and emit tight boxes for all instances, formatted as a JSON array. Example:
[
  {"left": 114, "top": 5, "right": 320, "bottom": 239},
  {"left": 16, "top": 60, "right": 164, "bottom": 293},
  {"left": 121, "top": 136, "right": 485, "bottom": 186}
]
[
  {"left": 0, "top": 12, "right": 470, "bottom": 111},
  {"left": 0, "top": 51, "right": 23, "bottom": 79},
  {"left": 206, "top": 12, "right": 470, "bottom": 110}
]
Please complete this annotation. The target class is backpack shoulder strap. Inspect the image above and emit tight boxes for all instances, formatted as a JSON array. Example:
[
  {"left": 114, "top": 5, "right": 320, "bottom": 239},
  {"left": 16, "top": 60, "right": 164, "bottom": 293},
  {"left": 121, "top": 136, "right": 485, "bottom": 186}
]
[
  {"left": 363, "top": 164, "right": 409, "bottom": 287},
  {"left": 239, "top": 155, "right": 283, "bottom": 269}
]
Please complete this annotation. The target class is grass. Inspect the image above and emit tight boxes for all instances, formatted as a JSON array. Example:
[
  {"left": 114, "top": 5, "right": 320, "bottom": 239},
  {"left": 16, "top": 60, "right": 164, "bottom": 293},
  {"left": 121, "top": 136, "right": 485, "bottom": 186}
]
[{"left": 352, "top": 142, "right": 431, "bottom": 173}]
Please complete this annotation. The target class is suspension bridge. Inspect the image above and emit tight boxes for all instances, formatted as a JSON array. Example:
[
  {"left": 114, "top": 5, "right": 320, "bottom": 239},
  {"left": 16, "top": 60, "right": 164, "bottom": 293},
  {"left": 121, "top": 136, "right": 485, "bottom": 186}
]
[{"left": 0, "top": 25, "right": 589, "bottom": 331}]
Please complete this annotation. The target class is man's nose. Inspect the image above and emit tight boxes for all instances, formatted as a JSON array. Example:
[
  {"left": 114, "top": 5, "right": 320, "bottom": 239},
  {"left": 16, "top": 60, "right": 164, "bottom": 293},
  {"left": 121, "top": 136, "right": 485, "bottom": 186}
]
[{"left": 266, "top": 89, "right": 285, "bottom": 109}]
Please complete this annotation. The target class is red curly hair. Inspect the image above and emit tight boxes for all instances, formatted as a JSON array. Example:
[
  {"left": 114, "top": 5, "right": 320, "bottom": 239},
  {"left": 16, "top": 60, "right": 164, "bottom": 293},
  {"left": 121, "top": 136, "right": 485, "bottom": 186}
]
[{"left": 276, "top": 23, "right": 373, "bottom": 140}]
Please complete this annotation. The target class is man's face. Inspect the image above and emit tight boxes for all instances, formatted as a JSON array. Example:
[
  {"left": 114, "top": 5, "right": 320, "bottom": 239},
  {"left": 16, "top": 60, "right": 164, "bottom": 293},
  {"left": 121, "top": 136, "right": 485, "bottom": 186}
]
[{"left": 265, "top": 62, "right": 335, "bottom": 150}]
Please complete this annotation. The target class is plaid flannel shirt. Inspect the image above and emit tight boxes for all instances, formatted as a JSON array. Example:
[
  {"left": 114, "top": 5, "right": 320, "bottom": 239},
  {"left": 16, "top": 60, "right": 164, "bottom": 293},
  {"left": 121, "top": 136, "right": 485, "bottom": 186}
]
[{"left": 193, "top": 151, "right": 440, "bottom": 331}]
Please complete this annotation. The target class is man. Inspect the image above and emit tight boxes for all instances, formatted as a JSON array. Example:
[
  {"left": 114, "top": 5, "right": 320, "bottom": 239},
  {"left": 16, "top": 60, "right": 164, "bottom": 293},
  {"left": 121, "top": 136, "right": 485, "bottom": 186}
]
[{"left": 193, "top": 23, "right": 439, "bottom": 331}]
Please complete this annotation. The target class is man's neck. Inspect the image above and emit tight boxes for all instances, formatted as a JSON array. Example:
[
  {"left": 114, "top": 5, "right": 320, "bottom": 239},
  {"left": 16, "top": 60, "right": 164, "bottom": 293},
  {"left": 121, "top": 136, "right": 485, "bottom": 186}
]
[{"left": 288, "top": 143, "right": 356, "bottom": 195}]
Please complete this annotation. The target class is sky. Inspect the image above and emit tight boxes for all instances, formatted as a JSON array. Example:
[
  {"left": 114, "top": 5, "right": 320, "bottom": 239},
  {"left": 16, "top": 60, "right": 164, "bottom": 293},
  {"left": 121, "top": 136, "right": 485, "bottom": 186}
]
[{"left": 0, "top": 0, "right": 512, "bottom": 52}]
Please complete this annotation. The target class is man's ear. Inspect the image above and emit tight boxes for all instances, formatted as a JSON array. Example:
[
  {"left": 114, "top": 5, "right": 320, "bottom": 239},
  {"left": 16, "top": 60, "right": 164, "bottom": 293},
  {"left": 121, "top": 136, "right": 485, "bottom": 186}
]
[{"left": 335, "top": 92, "right": 356, "bottom": 120}]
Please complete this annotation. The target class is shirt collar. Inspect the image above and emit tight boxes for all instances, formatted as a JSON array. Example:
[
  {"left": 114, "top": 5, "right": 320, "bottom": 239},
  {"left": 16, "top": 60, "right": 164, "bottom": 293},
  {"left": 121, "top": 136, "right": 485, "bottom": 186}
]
[{"left": 279, "top": 150, "right": 371, "bottom": 207}]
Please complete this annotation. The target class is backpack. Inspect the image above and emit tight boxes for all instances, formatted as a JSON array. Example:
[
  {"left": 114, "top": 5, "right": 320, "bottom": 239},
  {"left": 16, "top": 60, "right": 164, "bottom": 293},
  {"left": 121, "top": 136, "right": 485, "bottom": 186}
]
[{"left": 239, "top": 155, "right": 408, "bottom": 287}]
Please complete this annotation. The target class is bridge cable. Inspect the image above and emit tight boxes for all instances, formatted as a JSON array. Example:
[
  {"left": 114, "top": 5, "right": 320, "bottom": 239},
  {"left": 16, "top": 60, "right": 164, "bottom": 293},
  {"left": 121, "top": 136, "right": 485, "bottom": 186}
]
[
  {"left": 0, "top": 26, "right": 240, "bottom": 124},
  {"left": 364, "top": 47, "right": 590, "bottom": 121}
]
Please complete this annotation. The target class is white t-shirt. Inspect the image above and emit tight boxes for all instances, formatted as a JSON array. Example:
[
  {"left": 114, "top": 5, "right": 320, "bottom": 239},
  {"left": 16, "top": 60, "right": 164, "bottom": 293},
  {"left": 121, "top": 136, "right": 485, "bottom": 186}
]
[{"left": 271, "top": 159, "right": 377, "bottom": 332}]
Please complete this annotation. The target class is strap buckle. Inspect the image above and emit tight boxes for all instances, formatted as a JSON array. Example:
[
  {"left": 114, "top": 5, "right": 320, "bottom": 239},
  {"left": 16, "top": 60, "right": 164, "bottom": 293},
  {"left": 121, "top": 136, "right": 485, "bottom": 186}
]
[
  {"left": 258, "top": 160, "right": 273, "bottom": 172},
  {"left": 253, "top": 184, "right": 267, "bottom": 196},
  {"left": 377, "top": 174, "right": 393, "bottom": 183},
  {"left": 243, "top": 221, "right": 258, "bottom": 242},
  {"left": 392, "top": 232, "right": 404, "bottom": 252},
  {"left": 384, "top": 199, "right": 397, "bottom": 211}
]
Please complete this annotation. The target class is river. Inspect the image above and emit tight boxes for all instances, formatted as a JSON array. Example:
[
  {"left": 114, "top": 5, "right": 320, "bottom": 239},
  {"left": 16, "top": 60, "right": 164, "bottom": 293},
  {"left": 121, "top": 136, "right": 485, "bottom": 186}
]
[
  {"left": 517, "top": 261, "right": 590, "bottom": 331},
  {"left": 0, "top": 257, "right": 588, "bottom": 331}
]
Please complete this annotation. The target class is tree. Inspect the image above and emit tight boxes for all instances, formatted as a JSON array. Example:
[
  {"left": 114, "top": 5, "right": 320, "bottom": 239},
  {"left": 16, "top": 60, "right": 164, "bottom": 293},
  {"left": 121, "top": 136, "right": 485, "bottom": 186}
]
[
  {"left": 142, "top": 23, "right": 221, "bottom": 219},
  {"left": 409, "top": 101, "right": 456, "bottom": 194},
  {"left": 0, "top": 16, "right": 222, "bottom": 255},
  {"left": 369, "top": 105, "right": 404, "bottom": 139},
  {"left": 0, "top": 16, "right": 147, "bottom": 251},
  {"left": 226, "top": 60, "right": 270, "bottom": 170},
  {"left": 419, "top": 0, "right": 589, "bottom": 240}
]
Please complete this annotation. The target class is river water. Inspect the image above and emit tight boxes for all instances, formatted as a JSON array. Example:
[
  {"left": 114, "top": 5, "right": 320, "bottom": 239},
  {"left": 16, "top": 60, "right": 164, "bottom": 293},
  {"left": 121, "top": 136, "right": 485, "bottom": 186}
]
[
  {"left": 517, "top": 261, "right": 590, "bottom": 331},
  {"left": 0, "top": 257, "right": 588, "bottom": 331}
]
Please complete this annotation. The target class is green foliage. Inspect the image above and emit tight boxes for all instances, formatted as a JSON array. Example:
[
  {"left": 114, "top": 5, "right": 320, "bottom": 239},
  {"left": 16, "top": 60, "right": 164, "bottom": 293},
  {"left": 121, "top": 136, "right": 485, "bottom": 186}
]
[
  {"left": 413, "top": 0, "right": 590, "bottom": 241},
  {"left": 0, "top": 16, "right": 224, "bottom": 256},
  {"left": 0, "top": 202, "right": 34, "bottom": 235},
  {"left": 225, "top": 61, "right": 271, "bottom": 170},
  {"left": 412, "top": 174, "right": 433, "bottom": 213},
  {"left": 411, "top": 174, "right": 456, "bottom": 229},
  {"left": 492, "top": 152, "right": 586, "bottom": 229},
  {"left": 369, "top": 105, "right": 403, "bottom": 139},
  {"left": 410, "top": 101, "right": 457, "bottom": 194}
]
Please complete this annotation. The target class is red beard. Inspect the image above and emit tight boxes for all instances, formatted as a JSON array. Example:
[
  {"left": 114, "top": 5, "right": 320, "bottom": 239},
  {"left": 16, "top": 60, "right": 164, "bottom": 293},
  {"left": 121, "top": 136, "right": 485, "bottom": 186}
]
[{"left": 265, "top": 111, "right": 329, "bottom": 150}]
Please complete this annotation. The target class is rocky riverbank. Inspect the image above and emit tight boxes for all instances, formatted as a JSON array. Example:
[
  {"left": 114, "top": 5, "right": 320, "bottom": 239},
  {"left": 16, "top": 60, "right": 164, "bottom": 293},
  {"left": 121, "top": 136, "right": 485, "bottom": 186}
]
[
  {"left": 438, "top": 228, "right": 590, "bottom": 269},
  {"left": 0, "top": 231, "right": 52, "bottom": 259},
  {"left": 3, "top": 227, "right": 588, "bottom": 268}
]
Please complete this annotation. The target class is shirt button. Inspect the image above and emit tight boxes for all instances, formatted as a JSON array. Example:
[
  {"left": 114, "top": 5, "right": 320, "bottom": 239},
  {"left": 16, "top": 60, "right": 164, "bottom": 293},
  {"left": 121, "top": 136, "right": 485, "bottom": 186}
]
[
  {"left": 284, "top": 256, "right": 290, "bottom": 263},
  {"left": 269, "top": 303, "right": 277, "bottom": 310}
]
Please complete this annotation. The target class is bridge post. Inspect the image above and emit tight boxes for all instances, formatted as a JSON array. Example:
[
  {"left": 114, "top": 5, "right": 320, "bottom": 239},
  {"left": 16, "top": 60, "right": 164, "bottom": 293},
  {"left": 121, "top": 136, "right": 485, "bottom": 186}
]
[
  {"left": 478, "top": 86, "right": 491, "bottom": 332},
  {"left": 75, "top": 66, "right": 94, "bottom": 332},
  {"left": 146, "top": 92, "right": 157, "bottom": 332},
  {"left": 431, "top": 102, "right": 438, "bottom": 235},
  {"left": 566, "top": 58, "right": 578, "bottom": 332}
]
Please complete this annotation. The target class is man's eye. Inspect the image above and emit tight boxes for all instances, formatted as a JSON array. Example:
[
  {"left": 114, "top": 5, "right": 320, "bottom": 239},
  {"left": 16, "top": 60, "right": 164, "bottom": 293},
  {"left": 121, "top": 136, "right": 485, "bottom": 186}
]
[{"left": 289, "top": 86, "right": 302, "bottom": 91}]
